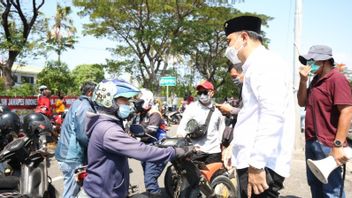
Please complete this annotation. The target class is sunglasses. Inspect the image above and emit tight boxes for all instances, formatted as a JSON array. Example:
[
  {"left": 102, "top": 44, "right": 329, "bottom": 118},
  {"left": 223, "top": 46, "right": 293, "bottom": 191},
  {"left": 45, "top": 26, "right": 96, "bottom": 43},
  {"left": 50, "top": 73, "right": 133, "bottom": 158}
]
[{"left": 197, "top": 90, "right": 209, "bottom": 96}]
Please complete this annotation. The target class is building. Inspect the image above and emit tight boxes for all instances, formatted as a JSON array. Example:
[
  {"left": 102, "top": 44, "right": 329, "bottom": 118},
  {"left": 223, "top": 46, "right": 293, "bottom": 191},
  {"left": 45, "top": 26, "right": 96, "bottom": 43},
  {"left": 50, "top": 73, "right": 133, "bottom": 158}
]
[{"left": 11, "top": 64, "right": 43, "bottom": 85}]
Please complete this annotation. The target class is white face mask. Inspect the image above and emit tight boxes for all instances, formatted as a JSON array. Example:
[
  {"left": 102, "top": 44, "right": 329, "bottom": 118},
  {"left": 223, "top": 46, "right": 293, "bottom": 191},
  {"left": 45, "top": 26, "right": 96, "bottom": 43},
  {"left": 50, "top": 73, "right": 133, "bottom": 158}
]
[
  {"left": 225, "top": 38, "right": 244, "bottom": 65},
  {"left": 199, "top": 94, "right": 211, "bottom": 105}
]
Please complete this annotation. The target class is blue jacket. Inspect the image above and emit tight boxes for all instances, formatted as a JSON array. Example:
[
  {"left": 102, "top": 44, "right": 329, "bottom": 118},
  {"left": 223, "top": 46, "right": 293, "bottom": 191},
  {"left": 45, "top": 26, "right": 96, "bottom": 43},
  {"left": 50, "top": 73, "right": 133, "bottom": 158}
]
[
  {"left": 83, "top": 112, "right": 175, "bottom": 198},
  {"left": 55, "top": 95, "right": 93, "bottom": 164}
]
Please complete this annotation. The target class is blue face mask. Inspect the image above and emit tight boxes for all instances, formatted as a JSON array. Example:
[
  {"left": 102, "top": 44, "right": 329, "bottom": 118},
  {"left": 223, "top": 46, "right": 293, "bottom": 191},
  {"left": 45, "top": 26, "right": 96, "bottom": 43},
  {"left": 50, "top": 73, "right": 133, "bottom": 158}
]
[
  {"left": 117, "top": 104, "right": 132, "bottom": 119},
  {"left": 310, "top": 63, "right": 320, "bottom": 74}
]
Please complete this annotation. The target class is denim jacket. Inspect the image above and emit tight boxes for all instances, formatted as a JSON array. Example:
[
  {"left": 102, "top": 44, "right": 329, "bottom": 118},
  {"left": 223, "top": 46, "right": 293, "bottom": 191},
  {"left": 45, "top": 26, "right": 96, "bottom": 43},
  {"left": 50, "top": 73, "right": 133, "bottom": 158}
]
[{"left": 55, "top": 95, "right": 93, "bottom": 164}]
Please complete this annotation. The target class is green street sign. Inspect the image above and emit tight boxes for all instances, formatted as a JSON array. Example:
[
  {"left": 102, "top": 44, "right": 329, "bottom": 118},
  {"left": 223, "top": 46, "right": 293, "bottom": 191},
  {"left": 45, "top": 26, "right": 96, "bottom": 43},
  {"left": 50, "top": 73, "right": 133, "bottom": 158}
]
[{"left": 160, "top": 76, "right": 176, "bottom": 86}]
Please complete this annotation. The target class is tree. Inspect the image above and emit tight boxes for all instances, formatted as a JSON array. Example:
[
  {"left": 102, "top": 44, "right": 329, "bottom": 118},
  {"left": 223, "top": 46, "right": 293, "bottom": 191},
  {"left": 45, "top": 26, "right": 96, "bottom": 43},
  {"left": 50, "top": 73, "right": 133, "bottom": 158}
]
[
  {"left": 70, "top": 64, "right": 105, "bottom": 95},
  {"left": 0, "top": 0, "right": 46, "bottom": 88},
  {"left": 180, "top": 6, "right": 271, "bottom": 95},
  {"left": 46, "top": 3, "right": 77, "bottom": 64},
  {"left": 36, "top": 60, "right": 72, "bottom": 95},
  {"left": 74, "top": 0, "right": 204, "bottom": 91}
]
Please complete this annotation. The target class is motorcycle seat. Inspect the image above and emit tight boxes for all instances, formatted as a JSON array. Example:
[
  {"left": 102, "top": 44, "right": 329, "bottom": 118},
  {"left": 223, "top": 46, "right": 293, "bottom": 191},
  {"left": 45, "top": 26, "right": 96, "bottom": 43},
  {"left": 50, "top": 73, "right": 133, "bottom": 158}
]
[{"left": 0, "top": 175, "right": 19, "bottom": 190}]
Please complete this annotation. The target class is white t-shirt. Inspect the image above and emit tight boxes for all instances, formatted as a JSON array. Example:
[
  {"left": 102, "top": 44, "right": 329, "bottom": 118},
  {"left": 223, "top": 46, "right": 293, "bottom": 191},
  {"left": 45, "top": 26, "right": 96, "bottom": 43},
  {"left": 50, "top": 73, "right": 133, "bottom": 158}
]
[{"left": 177, "top": 101, "right": 225, "bottom": 154}]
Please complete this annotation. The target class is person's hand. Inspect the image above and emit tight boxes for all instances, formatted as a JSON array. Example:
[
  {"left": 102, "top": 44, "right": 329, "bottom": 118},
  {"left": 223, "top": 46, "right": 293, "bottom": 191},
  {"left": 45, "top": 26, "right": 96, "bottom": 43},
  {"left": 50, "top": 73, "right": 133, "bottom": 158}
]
[
  {"left": 216, "top": 103, "right": 233, "bottom": 115},
  {"left": 299, "top": 65, "right": 311, "bottom": 83},
  {"left": 222, "top": 146, "right": 233, "bottom": 170},
  {"left": 175, "top": 146, "right": 194, "bottom": 159},
  {"left": 330, "top": 147, "right": 349, "bottom": 166},
  {"left": 247, "top": 166, "right": 269, "bottom": 197}
]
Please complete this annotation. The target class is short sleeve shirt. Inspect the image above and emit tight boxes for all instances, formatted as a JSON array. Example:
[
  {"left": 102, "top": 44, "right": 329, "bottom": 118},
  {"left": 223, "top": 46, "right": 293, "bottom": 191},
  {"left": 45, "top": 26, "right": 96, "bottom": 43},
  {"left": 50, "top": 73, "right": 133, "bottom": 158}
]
[{"left": 305, "top": 68, "right": 352, "bottom": 147}]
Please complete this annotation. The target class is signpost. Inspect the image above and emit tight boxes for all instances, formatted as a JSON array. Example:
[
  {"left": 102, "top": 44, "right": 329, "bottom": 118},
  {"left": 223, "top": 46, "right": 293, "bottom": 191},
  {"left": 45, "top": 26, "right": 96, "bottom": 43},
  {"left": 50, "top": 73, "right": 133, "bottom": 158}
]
[{"left": 159, "top": 76, "right": 176, "bottom": 106}]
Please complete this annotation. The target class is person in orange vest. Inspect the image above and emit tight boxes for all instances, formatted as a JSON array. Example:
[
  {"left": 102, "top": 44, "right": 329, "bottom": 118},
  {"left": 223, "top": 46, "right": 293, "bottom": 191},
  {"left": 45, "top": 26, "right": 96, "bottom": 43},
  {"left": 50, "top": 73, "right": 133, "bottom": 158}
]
[{"left": 55, "top": 92, "right": 66, "bottom": 115}]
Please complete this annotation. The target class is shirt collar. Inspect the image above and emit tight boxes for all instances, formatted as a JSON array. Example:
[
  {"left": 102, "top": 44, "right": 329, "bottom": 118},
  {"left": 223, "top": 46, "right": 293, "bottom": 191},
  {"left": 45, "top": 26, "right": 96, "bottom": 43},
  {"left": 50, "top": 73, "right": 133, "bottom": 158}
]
[
  {"left": 313, "top": 67, "right": 338, "bottom": 85},
  {"left": 242, "top": 45, "right": 265, "bottom": 74}
]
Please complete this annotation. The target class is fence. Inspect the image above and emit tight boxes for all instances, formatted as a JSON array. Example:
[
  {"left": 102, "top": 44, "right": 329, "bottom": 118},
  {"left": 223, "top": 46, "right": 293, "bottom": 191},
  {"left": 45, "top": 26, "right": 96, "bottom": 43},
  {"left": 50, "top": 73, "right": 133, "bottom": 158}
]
[{"left": 0, "top": 96, "right": 78, "bottom": 110}]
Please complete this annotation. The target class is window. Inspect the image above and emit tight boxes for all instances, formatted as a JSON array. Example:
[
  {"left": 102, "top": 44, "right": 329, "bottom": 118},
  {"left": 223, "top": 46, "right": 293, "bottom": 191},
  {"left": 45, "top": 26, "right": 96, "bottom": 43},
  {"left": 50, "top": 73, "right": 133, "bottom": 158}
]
[
  {"left": 12, "top": 75, "right": 18, "bottom": 83},
  {"left": 21, "top": 76, "right": 34, "bottom": 84}
]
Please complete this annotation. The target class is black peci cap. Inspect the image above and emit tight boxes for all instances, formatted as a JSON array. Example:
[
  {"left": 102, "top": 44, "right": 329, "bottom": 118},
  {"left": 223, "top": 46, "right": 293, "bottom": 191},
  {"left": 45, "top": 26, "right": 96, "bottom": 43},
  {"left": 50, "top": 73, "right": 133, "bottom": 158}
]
[{"left": 224, "top": 16, "right": 262, "bottom": 36}]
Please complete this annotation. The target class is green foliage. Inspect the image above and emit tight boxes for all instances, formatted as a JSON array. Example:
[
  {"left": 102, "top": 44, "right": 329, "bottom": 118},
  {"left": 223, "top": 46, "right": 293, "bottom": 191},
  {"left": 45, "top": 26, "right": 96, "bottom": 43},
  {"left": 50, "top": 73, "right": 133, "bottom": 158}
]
[
  {"left": 74, "top": 0, "right": 205, "bottom": 91},
  {"left": 36, "top": 61, "right": 73, "bottom": 95},
  {"left": 70, "top": 64, "right": 105, "bottom": 95},
  {"left": 0, "top": 83, "right": 36, "bottom": 96},
  {"left": 74, "top": 0, "right": 271, "bottom": 100},
  {"left": 46, "top": 4, "right": 77, "bottom": 63}
]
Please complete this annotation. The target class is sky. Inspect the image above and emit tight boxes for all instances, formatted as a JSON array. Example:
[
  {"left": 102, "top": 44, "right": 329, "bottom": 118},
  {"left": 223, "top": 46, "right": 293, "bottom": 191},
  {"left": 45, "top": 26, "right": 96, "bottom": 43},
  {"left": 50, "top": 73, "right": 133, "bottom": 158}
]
[{"left": 28, "top": 0, "right": 352, "bottom": 74}]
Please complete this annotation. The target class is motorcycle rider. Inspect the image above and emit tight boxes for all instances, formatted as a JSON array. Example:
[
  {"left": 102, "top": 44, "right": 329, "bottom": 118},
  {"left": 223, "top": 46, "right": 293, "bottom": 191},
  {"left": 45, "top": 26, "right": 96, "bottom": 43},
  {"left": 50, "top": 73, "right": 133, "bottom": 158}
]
[
  {"left": 55, "top": 81, "right": 96, "bottom": 198},
  {"left": 177, "top": 80, "right": 225, "bottom": 164},
  {"left": 78, "top": 79, "right": 192, "bottom": 198},
  {"left": 36, "top": 87, "right": 52, "bottom": 118},
  {"left": 133, "top": 88, "right": 168, "bottom": 197}
]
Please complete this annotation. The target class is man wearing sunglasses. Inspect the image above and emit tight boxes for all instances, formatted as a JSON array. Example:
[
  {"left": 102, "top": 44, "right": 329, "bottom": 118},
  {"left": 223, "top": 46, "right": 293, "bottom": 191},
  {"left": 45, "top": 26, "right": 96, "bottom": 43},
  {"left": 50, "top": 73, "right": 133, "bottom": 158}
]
[
  {"left": 297, "top": 45, "right": 352, "bottom": 198},
  {"left": 176, "top": 80, "right": 225, "bottom": 164}
]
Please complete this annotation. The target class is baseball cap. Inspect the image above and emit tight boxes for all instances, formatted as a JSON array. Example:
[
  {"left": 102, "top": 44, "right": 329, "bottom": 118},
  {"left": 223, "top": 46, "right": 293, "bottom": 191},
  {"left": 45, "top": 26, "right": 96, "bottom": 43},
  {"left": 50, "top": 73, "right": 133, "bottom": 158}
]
[
  {"left": 299, "top": 45, "right": 334, "bottom": 65},
  {"left": 196, "top": 80, "right": 214, "bottom": 91}
]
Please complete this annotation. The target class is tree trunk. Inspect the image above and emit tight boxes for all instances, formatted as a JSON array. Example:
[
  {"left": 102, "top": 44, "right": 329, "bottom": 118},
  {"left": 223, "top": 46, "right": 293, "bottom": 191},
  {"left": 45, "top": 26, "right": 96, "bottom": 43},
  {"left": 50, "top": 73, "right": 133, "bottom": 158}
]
[{"left": 2, "top": 54, "right": 17, "bottom": 89}]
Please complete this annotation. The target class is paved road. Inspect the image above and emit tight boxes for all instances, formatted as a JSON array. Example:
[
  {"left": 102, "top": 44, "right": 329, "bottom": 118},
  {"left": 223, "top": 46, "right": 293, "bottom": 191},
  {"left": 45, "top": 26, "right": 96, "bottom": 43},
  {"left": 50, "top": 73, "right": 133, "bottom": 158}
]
[{"left": 49, "top": 126, "right": 352, "bottom": 197}]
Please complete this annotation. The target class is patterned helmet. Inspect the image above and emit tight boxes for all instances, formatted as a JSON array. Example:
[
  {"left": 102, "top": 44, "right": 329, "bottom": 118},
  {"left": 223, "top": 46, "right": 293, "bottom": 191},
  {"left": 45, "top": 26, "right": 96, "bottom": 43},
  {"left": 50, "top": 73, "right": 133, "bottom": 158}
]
[
  {"left": 138, "top": 88, "right": 154, "bottom": 110},
  {"left": 92, "top": 79, "right": 140, "bottom": 109}
]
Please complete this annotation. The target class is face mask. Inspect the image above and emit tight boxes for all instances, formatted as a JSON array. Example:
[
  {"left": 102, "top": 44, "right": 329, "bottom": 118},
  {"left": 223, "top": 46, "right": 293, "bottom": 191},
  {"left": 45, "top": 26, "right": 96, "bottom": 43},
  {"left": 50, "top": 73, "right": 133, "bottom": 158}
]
[
  {"left": 199, "top": 94, "right": 211, "bottom": 105},
  {"left": 225, "top": 38, "right": 244, "bottom": 65},
  {"left": 310, "top": 62, "right": 320, "bottom": 75},
  {"left": 231, "top": 77, "right": 242, "bottom": 86},
  {"left": 117, "top": 104, "right": 132, "bottom": 119}
]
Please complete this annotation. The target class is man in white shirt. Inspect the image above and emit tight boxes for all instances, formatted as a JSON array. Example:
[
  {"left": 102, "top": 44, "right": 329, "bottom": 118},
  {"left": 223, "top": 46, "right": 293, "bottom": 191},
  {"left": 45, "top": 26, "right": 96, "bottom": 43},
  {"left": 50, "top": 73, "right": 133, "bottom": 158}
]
[
  {"left": 223, "top": 16, "right": 295, "bottom": 198},
  {"left": 177, "top": 80, "right": 225, "bottom": 164}
]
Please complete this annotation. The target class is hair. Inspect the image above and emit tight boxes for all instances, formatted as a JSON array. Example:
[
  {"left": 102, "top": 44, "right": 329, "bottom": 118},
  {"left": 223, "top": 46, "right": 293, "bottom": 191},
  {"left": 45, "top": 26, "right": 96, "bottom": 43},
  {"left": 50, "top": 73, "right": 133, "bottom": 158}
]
[
  {"left": 228, "top": 63, "right": 243, "bottom": 73},
  {"left": 244, "top": 30, "right": 263, "bottom": 43},
  {"left": 80, "top": 81, "right": 97, "bottom": 95},
  {"left": 327, "top": 58, "right": 335, "bottom": 66}
]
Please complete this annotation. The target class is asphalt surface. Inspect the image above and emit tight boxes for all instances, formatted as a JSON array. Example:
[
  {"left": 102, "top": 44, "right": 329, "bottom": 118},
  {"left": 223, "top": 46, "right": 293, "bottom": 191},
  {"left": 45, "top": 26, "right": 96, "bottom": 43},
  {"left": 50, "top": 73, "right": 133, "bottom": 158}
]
[{"left": 49, "top": 126, "right": 352, "bottom": 197}]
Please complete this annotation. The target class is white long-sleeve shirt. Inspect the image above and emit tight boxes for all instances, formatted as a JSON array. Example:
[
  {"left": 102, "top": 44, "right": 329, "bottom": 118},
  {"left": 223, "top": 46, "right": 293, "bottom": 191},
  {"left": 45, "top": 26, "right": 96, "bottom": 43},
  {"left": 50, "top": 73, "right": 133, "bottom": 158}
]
[
  {"left": 177, "top": 101, "right": 225, "bottom": 154},
  {"left": 232, "top": 45, "right": 295, "bottom": 177}
]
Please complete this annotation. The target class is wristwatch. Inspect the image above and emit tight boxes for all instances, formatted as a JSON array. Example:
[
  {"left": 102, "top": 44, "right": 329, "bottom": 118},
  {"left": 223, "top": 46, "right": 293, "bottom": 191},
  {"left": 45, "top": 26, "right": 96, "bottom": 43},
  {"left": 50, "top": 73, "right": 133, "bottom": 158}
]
[{"left": 333, "top": 139, "right": 342, "bottom": 147}]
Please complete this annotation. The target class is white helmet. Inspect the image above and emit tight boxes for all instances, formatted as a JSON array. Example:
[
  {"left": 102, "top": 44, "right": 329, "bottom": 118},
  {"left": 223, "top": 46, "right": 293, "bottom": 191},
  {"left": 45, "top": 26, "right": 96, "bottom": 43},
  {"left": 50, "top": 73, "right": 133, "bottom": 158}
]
[
  {"left": 92, "top": 79, "right": 140, "bottom": 109},
  {"left": 139, "top": 88, "right": 154, "bottom": 110},
  {"left": 39, "top": 85, "right": 47, "bottom": 92}
]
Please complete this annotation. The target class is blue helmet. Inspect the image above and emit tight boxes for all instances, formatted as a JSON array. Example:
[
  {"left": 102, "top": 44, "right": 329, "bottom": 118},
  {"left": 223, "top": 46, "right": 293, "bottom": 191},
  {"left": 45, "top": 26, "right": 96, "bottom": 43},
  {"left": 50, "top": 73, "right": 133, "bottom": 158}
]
[{"left": 92, "top": 79, "right": 140, "bottom": 109}]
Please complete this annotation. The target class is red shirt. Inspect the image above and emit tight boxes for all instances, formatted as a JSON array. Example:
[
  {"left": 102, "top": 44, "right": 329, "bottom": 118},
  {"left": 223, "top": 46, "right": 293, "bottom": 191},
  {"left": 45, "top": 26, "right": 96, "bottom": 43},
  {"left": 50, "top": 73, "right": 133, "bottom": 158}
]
[
  {"left": 37, "top": 96, "right": 52, "bottom": 117},
  {"left": 305, "top": 68, "right": 352, "bottom": 147}
]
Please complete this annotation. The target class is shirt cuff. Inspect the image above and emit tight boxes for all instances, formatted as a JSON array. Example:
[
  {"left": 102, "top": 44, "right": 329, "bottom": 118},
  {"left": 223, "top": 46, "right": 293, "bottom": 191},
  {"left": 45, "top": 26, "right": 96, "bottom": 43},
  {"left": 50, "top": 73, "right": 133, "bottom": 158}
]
[{"left": 248, "top": 155, "right": 266, "bottom": 169}]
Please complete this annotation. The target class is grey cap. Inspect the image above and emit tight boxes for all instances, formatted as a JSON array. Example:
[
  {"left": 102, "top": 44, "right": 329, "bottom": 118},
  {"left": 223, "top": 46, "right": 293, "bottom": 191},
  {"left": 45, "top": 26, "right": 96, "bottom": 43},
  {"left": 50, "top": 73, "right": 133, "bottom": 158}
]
[{"left": 299, "top": 45, "right": 334, "bottom": 65}]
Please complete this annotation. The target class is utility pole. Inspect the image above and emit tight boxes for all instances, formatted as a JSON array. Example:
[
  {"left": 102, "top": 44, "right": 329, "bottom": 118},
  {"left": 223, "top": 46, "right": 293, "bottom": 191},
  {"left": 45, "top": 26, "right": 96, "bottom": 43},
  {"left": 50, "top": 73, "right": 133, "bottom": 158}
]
[{"left": 294, "top": 0, "right": 304, "bottom": 150}]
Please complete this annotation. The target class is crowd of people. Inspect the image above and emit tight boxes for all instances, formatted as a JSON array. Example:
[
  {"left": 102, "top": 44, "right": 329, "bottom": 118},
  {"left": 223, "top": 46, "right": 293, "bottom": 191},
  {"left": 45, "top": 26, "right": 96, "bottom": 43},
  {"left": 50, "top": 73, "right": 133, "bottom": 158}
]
[{"left": 0, "top": 15, "right": 351, "bottom": 198}]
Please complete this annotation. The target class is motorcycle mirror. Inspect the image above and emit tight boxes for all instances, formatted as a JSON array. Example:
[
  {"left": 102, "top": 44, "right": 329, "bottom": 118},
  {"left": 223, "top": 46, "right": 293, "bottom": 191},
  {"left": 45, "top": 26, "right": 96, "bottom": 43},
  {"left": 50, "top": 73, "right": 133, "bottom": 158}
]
[{"left": 129, "top": 124, "right": 145, "bottom": 137}]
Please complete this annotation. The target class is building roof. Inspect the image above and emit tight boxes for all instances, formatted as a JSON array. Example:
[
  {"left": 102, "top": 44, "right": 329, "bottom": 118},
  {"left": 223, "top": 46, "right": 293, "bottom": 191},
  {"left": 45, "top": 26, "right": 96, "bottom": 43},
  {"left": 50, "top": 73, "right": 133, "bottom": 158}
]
[{"left": 11, "top": 64, "right": 43, "bottom": 75}]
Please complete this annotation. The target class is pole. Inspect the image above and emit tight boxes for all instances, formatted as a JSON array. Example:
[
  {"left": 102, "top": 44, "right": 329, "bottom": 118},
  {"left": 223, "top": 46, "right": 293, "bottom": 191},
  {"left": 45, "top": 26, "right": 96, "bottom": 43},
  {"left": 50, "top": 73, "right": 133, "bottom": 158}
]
[
  {"left": 293, "top": 0, "right": 302, "bottom": 89},
  {"left": 166, "top": 85, "right": 169, "bottom": 108},
  {"left": 294, "top": 0, "right": 304, "bottom": 151}
]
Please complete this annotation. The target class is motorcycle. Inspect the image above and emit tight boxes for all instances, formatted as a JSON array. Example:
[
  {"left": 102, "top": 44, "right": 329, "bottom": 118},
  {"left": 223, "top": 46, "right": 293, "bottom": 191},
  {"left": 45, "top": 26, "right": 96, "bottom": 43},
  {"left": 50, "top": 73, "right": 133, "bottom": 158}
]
[
  {"left": 74, "top": 166, "right": 140, "bottom": 196},
  {"left": 0, "top": 114, "right": 57, "bottom": 197},
  {"left": 129, "top": 124, "right": 238, "bottom": 198},
  {"left": 161, "top": 105, "right": 182, "bottom": 125}
]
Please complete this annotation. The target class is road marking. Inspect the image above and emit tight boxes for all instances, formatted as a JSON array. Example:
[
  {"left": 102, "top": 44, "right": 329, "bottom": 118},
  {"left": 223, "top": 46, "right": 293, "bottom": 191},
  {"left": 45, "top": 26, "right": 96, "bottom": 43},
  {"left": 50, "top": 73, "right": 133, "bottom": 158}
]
[{"left": 52, "top": 176, "right": 64, "bottom": 182}]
